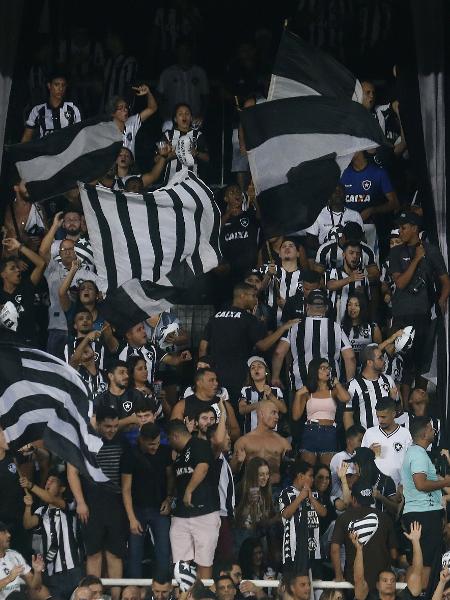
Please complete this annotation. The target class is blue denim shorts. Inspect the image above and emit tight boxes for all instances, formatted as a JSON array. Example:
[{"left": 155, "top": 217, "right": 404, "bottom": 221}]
[{"left": 301, "top": 422, "right": 337, "bottom": 453}]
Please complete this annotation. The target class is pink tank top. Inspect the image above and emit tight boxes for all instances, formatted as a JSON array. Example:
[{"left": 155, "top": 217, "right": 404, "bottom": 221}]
[{"left": 306, "top": 394, "right": 336, "bottom": 421}]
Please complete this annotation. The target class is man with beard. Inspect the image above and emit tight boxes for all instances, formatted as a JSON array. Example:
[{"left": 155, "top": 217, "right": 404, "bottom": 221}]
[
  {"left": 95, "top": 360, "right": 145, "bottom": 430},
  {"left": 361, "top": 398, "right": 411, "bottom": 486},
  {"left": 46, "top": 210, "right": 91, "bottom": 263},
  {"left": 315, "top": 222, "right": 378, "bottom": 277},
  {"left": 171, "top": 367, "right": 240, "bottom": 442},
  {"left": 326, "top": 242, "right": 371, "bottom": 323},
  {"left": 345, "top": 344, "right": 398, "bottom": 430},
  {"left": 114, "top": 321, "right": 192, "bottom": 387},
  {"left": 0, "top": 237, "right": 45, "bottom": 343}
]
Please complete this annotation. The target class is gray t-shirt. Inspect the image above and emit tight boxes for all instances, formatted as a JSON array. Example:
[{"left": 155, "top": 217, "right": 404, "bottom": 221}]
[
  {"left": 44, "top": 260, "right": 98, "bottom": 330},
  {"left": 389, "top": 241, "right": 447, "bottom": 316}
]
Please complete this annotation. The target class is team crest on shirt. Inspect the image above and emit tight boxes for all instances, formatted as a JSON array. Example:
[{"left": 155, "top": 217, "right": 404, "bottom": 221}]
[
  {"left": 127, "top": 132, "right": 132, "bottom": 141},
  {"left": 362, "top": 180, "right": 372, "bottom": 191},
  {"left": 394, "top": 442, "right": 403, "bottom": 452},
  {"left": 8, "top": 462, "right": 17, "bottom": 474},
  {"left": 123, "top": 400, "right": 132, "bottom": 412},
  {"left": 64, "top": 111, "right": 71, "bottom": 119},
  {"left": 240, "top": 217, "right": 249, "bottom": 228},
  {"left": 381, "top": 381, "right": 390, "bottom": 393}
]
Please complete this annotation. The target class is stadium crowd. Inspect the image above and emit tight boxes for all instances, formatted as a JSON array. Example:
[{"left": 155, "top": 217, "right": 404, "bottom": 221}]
[{"left": 1, "top": 12, "right": 450, "bottom": 600}]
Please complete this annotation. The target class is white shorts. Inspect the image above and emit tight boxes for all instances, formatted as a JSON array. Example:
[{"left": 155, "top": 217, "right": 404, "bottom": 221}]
[{"left": 170, "top": 511, "right": 221, "bottom": 566}]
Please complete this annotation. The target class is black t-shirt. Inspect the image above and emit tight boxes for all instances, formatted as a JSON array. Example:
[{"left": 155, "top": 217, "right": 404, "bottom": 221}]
[
  {"left": 389, "top": 241, "right": 447, "bottom": 317},
  {"left": 281, "top": 289, "right": 306, "bottom": 322},
  {"left": 220, "top": 210, "right": 260, "bottom": 275},
  {"left": 0, "top": 278, "right": 37, "bottom": 344},
  {"left": 184, "top": 394, "right": 220, "bottom": 420},
  {"left": 173, "top": 437, "right": 220, "bottom": 518},
  {"left": 121, "top": 443, "right": 172, "bottom": 509},
  {"left": 0, "top": 453, "right": 24, "bottom": 522},
  {"left": 362, "top": 588, "right": 419, "bottom": 600},
  {"left": 95, "top": 388, "right": 145, "bottom": 418},
  {"left": 203, "top": 306, "right": 266, "bottom": 391}
]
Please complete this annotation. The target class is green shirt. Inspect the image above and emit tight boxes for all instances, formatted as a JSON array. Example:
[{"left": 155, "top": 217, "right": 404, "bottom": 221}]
[{"left": 402, "top": 444, "right": 442, "bottom": 513}]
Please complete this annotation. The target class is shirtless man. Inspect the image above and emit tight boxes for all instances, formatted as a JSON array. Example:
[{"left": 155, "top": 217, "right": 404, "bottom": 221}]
[{"left": 230, "top": 400, "right": 291, "bottom": 484}]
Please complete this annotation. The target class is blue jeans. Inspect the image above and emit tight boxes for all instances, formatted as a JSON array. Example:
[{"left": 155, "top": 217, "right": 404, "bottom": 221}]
[{"left": 127, "top": 506, "right": 171, "bottom": 576}]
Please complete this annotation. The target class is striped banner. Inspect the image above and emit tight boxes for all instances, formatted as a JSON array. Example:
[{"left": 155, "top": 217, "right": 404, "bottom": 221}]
[
  {"left": 0, "top": 343, "right": 107, "bottom": 483},
  {"left": 80, "top": 169, "right": 221, "bottom": 293}
]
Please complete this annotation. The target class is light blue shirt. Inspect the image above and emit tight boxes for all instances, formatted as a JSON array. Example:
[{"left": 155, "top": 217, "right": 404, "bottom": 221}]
[{"left": 402, "top": 444, "right": 442, "bottom": 513}]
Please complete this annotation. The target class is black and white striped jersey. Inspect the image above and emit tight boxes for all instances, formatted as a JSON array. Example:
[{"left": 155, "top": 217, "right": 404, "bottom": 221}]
[
  {"left": 117, "top": 341, "right": 165, "bottom": 385},
  {"left": 64, "top": 338, "right": 105, "bottom": 370},
  {"left": 260, "top": 264, "right": 302, "bottom": 326},
  {"left": 279, "top": 487, "right": 321, "bottom": 563},
  {"left": 122, "top": 114, "right": 141, "bottom": 156},
  {"left": 162, "top": 128, "right": 206, "bottom": 185},
  {"left": 383, "top": 352, "right": 403, "bottom": 384},
  {"left": 240, "top": 385, "right": 283, "bottom": 433},
  {"left": 316, "top": 240, "right": 376, "bottom": 271},
  {"left": 284, "top": 316, "right": 352, "bottom": 390},
  {"left": 35, "top": 503, "right": 83, "bottom": 575},
  {"left": 343, "top": 323, "right": 378, "bottom": 365},
  {"left": 326, "top": 268, "right": 370, "bottom": 324},
  {"left": 216, "top": 452, "right": 235, "bottom": 518},
  {"left": 25, "top": 101, "right": 81, "bottom": 137},
  {"left": 346, "top": 373, "right": 395, "bottom": 428}
]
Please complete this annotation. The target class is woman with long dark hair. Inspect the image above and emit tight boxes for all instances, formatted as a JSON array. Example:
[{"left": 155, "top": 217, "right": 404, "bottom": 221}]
[
  {"left": 292, "top": 358, "right": 350, "bottom": 466},
  {"left": 342, "top": 291, "right": 382, "bottom": 369},
  {"left": 127, "top": 355, "right": 163, "bottom": 420},
  {"left": 234, "top": 457, "right": 277, "bottom": 551}
]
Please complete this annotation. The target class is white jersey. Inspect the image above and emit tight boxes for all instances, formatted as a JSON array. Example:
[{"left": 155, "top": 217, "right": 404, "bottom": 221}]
[
  {"left": 122, "top": 114, "right": 142, "bottom": 156},
  {"left": 0, "top": 549, "right": 30, "bottom": 600},
  {"left": 362, "top": 425, "right": 412, "bottom": 485},
  {"left": 305, "top": 206, "right": 364, "bottom": 244}
]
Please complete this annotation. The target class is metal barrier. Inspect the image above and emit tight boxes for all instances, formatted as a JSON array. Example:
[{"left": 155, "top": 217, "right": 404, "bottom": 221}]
[{"left": 101, "top": 579, "right": 407, "bottom": 590}]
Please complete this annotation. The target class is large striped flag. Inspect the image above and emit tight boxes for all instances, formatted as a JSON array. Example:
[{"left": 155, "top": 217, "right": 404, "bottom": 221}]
[
  {"left": 268, "top": 29, "right": 363, "bottom": 102},
  {"left": 240, "top": 96, "right": 386, "bottom": 237},
  {"left": 7, "top": 118, "right": 123, "bottom": 202},
  {"left": 0, "top": 343, "right": 108, "bottom": 483},
  {"left": 80, "top": 169, "right": 221, "bottom": 330}
]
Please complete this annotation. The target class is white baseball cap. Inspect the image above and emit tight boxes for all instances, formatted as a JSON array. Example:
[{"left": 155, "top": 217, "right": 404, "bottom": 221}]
[{"left": 247, "top": 355, "right": 267, "bottom": 368}]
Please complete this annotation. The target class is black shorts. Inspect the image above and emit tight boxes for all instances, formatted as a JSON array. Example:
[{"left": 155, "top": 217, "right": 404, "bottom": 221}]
[
  {"left": 82, "top": 495, "right": 128, "bottom": 558},
  {"left": 402, "top": 509, "right": 444, "bottom": 566}
]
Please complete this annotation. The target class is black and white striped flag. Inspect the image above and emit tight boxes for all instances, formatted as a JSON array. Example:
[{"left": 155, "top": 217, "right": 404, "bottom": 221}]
[
  {"left": 348, "top": 512, "right": 379, "bottom": 545},
  {"left": 0, "top": 343, "right": 108, "bottom": 483},
  {"left": 240, "top": 96, "right": 386, "bottom": 237},
  {"left": 8, "top": 118, "right": 123, "bottom": 202},
  {"left": 268, "top": 29, "right": 363, "bottom": 102},
  {"left": 80, "top": 168, "right": 221, "bottom": 290}
]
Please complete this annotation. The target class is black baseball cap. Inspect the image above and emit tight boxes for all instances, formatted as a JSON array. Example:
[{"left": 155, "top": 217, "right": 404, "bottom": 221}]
[
  {"left": 306, "top": 289, "right": 328, "bottom": 306},
  {"left": 396, "top": 211, "right": 422, "bottom": 227},
  {"left": 351, "top": 478, "right": 374, "bottom": 506},
  {"left": 344, "top": 447, "right": 376, "bottom": 465}
]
